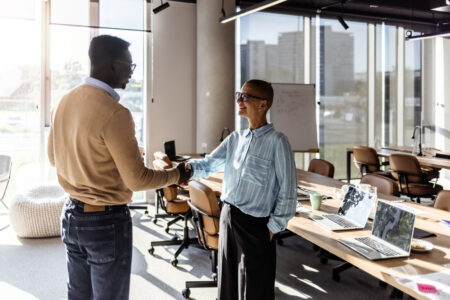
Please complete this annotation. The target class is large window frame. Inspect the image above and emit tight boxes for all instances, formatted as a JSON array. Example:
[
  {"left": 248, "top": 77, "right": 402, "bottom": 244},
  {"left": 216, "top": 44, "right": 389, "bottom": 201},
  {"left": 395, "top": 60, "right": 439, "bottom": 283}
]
[
  {"left": 237, "top": 12, "right": 423, "bottom": 180},
  {"left": 5, "top": 0, "right": 153, "bottom": 200}
]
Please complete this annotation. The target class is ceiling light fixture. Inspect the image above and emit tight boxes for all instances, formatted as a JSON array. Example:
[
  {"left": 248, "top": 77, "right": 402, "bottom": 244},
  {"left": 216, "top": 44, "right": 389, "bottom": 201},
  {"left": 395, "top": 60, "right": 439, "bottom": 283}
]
[
  {"left": 219, "top": 0, "right": 287, "bottom": 24},
  {"left": 406, "top": 31, "right": 450, "bottom": 40},
  {"left": 337, "top": 16, "right": 349, "bottom": 30},
  {"left": 153, "top": 0, "right": 170, "bottom": 14}
]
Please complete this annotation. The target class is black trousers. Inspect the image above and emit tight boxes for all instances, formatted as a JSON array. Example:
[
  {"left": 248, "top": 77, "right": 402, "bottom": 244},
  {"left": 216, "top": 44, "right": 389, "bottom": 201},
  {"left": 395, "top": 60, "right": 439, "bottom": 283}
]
[{"left": 218, "top": 202, "right": 276, "bottom": 300}]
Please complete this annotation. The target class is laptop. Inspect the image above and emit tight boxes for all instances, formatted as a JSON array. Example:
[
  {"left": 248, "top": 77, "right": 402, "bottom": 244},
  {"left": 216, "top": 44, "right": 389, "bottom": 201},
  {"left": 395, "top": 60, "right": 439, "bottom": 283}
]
[
  {"left": 309, "top": 186, "right": 376, "bottom": 231},
  {"left": 164, "top": 140, "right": 190, "bottom": 162},
  {"left": 338, "top": 201, "right": 415, "bottom": 260}
]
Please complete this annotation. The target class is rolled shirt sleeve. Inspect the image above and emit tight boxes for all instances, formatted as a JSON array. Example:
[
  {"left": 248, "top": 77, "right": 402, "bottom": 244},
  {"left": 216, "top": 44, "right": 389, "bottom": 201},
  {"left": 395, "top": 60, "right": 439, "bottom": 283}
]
[
  {"left": 189, "top": 135, "right": 230, "bottom": 179},
  {"left": 267, "top": 135, "right": 297, "bottom": 234}
]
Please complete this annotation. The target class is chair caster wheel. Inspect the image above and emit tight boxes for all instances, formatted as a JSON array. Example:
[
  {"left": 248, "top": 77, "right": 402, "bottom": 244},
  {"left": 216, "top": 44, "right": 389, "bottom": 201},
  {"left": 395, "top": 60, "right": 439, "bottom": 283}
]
[
  {"left": 148, "top": 247, "right": 155, "bottom": 255},
  {"left": 182, "top": 288, "right": 190, "bottom": 298},
  {"left": 332, "top": 273, "right": 340, "bottom": 282},
  {"left": 165, "top": 227, "right": 170, "bottom": 233},
  {"left": 171, "top": 258, "right": 178, "bottom": 267},
  {"left": 153, "top": 219, "right": 157, "bottom": 224}
]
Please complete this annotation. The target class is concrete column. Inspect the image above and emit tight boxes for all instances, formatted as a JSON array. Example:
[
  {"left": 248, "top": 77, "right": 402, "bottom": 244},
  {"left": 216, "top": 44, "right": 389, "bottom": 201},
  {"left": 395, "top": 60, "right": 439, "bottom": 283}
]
[{"left": 197, "top": 0, "right": 236, "bottom": 153}]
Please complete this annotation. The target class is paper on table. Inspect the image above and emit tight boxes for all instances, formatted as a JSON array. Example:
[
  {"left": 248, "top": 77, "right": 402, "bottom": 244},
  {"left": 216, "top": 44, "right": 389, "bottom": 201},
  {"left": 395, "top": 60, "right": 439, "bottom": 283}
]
[
  {"left": 394, "top": 269, "right": 450, "bottom": 300},
  {"left": 296, "top": 203, "right": 311, "bottom": 213}
]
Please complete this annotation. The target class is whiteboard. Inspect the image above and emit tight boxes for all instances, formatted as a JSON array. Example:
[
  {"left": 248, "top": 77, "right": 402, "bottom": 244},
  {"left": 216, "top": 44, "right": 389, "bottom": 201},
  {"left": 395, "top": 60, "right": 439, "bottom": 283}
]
[{"left": 270, "top": 83, "right": 318, "bottom": 152}]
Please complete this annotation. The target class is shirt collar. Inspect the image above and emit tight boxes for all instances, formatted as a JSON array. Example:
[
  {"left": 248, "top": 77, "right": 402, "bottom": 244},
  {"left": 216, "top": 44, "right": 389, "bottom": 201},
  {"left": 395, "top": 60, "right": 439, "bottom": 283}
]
[
  {"left": 244, "top": 123, "right": 274, "bottom": 138},
  {"left": 84, "top": 77, "right": 120, "bottom": 101}
]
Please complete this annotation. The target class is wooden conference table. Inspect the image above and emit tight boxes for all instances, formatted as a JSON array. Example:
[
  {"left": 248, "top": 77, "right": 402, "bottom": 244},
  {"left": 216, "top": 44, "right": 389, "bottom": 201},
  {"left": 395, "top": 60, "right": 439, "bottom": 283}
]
[
  {"left": 346, "top": 146, "right": 450, "bottom": 182},
  {"left": 199, "top": 169, "right": 450, "bottom": 300}
]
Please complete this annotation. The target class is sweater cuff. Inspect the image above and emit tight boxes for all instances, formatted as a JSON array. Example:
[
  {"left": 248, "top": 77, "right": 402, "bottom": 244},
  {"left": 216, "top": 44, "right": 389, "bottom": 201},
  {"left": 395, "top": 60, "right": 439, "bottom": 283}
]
[{"left": 167, "top": 167, "right": 180, "bottom": 185}]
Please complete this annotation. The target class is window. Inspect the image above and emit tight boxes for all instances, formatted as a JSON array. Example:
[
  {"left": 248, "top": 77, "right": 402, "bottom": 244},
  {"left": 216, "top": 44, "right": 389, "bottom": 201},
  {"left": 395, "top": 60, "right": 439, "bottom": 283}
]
[
  {"left": 0, "top": 1, "right": 148, "bottom": 201},
  {"left": 375, "top": 24, "right": 397, "bottom": 147},
  {"left": 316, "top": 18, "right": 368, "bottom": 179},
  {"left": 238, "top": 14, "right": 422, "bottom": 180},
  {"left": 0, "top": 5, "right": 41, "bottom": 195},
  {"left": 404, "top": 37, "right": 422, "bottom": 147},
  {"left": 239, "top": 12, "right": 305, "bottom": 168}
]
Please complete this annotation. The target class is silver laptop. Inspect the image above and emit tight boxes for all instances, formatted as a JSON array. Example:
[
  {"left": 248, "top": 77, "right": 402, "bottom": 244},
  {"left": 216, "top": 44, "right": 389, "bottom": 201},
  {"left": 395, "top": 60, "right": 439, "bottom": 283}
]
[
  {"left": 338, "top": 201, "right": 415, "bottom": 260},
  {"left": 309, "top": 186, "right": 376, "bottom": 231}
]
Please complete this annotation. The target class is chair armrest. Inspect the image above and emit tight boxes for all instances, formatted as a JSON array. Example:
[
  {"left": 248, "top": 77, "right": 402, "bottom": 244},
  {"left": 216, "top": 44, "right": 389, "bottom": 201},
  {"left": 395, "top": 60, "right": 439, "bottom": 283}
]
[{"left": 187, "top": 201, "right": 220, "bottom": 219}]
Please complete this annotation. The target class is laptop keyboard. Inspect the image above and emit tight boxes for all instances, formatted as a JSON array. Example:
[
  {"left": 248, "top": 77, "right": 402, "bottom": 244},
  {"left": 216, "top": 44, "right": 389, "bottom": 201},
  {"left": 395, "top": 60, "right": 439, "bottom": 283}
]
[
  {"left": 355, "top": 237, "right": 401, "bottom": 256},
  {"left": 324, "top": 215, "right": 357, "bottom": 229}
]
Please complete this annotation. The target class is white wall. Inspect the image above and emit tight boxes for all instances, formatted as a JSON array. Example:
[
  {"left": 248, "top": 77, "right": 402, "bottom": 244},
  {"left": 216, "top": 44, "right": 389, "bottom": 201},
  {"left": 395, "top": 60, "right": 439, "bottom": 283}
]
[{"left": 148, "top": 1, "right": 197, "bottom": 156}]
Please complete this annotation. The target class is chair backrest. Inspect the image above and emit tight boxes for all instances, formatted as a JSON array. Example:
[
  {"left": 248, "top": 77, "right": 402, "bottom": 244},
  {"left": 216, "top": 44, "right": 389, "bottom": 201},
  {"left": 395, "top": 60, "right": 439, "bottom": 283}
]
[
  {"left": 188, "top": 180, "right": 220, "bottom": 248},
  {"left": 152, "top": 159, "right": 177, "bottom": 201},
  {"left": 360, "top": 173, "right": 400, "bottom": 197},
  {"left": 153, "top": 151, "right": 172, "bottom": 167},
  {"left": 353, "top": 145, "right": 380, "bottom": 173},
  {"left": 308, "top": 159, "right": 335, "bottom": 178},
  {"left": 434, "top": 190, "right": 450, "bottom": 211},
  {"left": 0, "top": 155, "right": 12, "bottom": 181},
  {"left": 389, "top": 153, "right": 423, "bottom": 183}
]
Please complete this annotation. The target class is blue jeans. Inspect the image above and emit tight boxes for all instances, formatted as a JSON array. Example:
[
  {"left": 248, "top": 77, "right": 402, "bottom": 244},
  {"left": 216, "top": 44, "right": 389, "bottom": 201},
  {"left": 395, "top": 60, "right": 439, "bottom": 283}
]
[{"left": 61, "top": 198, "right": 132, "bottom": 300}]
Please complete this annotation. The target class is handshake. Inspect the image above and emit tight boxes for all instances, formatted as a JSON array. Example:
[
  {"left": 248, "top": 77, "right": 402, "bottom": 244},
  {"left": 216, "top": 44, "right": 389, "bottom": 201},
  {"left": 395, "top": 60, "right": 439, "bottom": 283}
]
[{"left": 176, "top": 162, "right": 192, "bottom": 186}]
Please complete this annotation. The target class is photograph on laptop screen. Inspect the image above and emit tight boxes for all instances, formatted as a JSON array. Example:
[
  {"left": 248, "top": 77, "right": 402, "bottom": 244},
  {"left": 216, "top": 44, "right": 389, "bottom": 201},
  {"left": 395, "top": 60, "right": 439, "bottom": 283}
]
[
  {"left": 337, "top": 186, "right": 375, "bottom": 226},
  {"left": 372, "top": 201, "right": 415, "bottom": 252}
]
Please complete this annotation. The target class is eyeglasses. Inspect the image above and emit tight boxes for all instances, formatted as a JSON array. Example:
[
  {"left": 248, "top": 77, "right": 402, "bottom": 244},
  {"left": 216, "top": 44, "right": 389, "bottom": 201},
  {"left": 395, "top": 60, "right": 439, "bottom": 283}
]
[
  {"left": 235, "top": 92, "right": 266, "bottom": 102},
  {"left": 114, "top": 60, "right": 136, "bottom": 72}
]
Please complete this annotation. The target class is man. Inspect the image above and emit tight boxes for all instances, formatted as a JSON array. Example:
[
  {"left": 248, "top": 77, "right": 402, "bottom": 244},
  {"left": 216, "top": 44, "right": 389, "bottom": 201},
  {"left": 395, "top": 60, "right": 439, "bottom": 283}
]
[
  {"left": 187, "top": 79, "right": 297, "bottom": 300},
  {"left": 47, "top": 35, "right": 189, "bottom": 300}
]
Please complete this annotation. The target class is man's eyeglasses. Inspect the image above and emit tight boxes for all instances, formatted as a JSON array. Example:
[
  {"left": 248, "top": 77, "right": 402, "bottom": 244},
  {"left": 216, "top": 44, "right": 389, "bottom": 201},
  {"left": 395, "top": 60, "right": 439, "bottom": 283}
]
[
  {"left": 114, "top": 60, "right": 136, "bottom": 72},
  {"left": 235, "top": 92, "right": 266, "bottom": 102}
]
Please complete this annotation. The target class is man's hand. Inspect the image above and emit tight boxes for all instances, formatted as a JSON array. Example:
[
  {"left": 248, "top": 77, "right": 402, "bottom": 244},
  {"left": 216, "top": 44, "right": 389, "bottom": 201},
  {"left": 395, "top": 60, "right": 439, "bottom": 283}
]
[
  {"left": 176, "top": 162, "right": 192, "bottom": 186},
  {"left": 269, "top": 230, "right": 274, "bottom": 242}
]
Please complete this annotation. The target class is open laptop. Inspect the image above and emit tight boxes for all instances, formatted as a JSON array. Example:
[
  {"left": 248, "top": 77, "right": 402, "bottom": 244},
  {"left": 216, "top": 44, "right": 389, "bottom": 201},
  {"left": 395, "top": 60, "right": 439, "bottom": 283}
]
[
  {"left": 164, "top": 140, "right": 190, "bottom": 162},
  {"left": 338, "top": 201, "right": 415, "bottom": 260},
  {"left": 309, "top": 186, "right": 376, "bottom": 231}
]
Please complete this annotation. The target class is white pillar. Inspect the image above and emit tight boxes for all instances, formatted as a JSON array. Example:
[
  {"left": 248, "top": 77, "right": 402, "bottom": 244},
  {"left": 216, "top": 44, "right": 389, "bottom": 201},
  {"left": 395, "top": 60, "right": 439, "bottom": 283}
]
[
  {"left": 397, "top": 27, "right": 405, "bottom": 146},
  {"left": 197, "top": 0, "right": 236, "bottom": 153}
]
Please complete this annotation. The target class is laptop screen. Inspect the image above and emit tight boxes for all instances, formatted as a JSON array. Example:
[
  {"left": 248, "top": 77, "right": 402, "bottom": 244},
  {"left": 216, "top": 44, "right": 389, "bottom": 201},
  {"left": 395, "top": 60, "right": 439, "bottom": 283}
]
[
  {"left": 338, "top": 186, "right": 376, "bottom": 227},
  {"left": 372, "top": 201, "right": 415, "bottom": 252}
]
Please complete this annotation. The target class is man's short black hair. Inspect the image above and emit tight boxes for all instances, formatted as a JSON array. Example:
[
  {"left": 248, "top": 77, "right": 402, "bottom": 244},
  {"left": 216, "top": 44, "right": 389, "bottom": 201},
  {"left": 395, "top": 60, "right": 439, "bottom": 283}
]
[{"left": 88, "top": 35, "right": 130, "bottom": 67}]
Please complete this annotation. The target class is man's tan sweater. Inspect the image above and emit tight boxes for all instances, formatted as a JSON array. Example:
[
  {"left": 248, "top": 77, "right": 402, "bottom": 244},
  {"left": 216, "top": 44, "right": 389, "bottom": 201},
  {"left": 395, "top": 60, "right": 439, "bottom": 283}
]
[{"left": 48, "top": 84, "right": 179, "bottom": 206}]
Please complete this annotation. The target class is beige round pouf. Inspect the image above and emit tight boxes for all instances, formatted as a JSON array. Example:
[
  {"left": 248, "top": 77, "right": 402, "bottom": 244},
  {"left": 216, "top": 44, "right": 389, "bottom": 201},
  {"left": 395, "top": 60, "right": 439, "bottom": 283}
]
[{"left": 9, "top": 185, "right": 66, "bottom": 238}]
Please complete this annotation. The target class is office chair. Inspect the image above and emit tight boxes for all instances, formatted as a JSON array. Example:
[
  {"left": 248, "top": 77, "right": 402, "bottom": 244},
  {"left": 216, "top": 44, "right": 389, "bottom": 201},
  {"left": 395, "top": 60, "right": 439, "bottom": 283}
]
[
  {"left": 148, "top": 159, "right": 197, "bottom": 267},
  {"left": 182, "top": 180, "right": 220, "bottom": 299},
  {"left": 389, "top": 153, "right": 442, "bottom": 203},
  {"left": 0, "top": 155, "right": 12, "bottom": 209},
  {"left": 434, "top": 190, "right": 450, "bottom": 211},
  {"left": 353, "top": 145, "right": 391, "bottom": 178},
  {"left": 278, "top": 158, "right": 335, "bottom": 245},
  {"left": 151, "top": 152, "right": 189, "bottom": 228},
  {"left": 360, "top": 173, "right": 400, "bottom": 197},
  {"left": 307, "top": 158, "right": 335, "bottom": 178}
]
